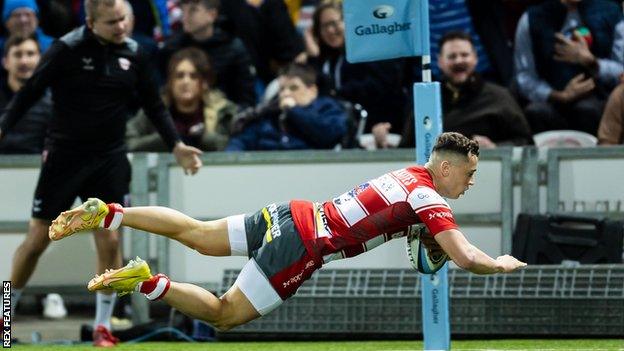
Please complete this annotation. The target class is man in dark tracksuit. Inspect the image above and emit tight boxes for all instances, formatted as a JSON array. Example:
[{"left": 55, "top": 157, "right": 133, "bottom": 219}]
[{"left": 0, "top": 0, "right": 202, "bottom": 346}]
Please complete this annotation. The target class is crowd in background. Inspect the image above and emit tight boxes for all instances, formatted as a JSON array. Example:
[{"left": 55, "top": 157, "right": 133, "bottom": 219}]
[{"left": 1, "top": 0, "right": 624, "bottom": 155}]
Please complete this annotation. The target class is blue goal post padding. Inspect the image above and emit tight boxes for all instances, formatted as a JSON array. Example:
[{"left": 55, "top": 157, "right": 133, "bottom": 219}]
[
  {"left": 343, "top": 0, "right": 430, "bottom": 63},
  {"left": 414, "top": 82, "right": 450, "bottom": 351}
]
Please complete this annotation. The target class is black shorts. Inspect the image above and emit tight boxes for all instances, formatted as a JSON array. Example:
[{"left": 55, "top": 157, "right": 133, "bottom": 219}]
[
  {"left": 32, "top": 149, "right": 131, "bottom": 221},
  {"left": 243, "top": 202, "right": 321, "bottom": 300}
]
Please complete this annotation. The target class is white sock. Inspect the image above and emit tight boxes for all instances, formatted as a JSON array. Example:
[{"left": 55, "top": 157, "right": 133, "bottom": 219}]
[
  {"left": 10, "top": 288, "right": 22, "bottom": 316},
  {"left": 93, "top": 292, "right": 117, "bottom": 330}
]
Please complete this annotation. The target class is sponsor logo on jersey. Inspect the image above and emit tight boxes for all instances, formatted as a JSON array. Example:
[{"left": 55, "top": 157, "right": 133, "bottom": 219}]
[
  {"left": 333, "top": 182, "right": 371, "bottom": 206},
  {"left": 314, "top": 204, "right": 333, "bottom": 239},
  {"left": 347, "top": 182, "right": 370, "bottom": 197},
  {"left": 392, "top": 169, "right": 417, "bottom": 186},
  {"left": 428, "top": 211, "right": 453, "bottom": 220}
]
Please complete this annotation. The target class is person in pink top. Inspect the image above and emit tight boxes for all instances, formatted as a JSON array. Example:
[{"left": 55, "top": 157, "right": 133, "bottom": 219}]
[{"left": 49, "top": 131, "right": 526, "bottom": 331}]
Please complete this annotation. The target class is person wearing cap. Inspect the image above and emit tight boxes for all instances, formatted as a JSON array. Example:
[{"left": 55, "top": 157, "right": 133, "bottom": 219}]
[{"left": 0, "top": 0, "right": 54, "bottom": 57}]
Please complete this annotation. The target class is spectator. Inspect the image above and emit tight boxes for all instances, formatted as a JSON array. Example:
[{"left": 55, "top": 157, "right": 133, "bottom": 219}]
[
  {"left": 514, "top": 0, "right": 624, "bottom": 135},
  {"left": 219, "top": 0, "right": 305, "bottom": 86},
  {"left": 124, "top": 1, "right": 157, "bottom": 57},
  {"left": 0, "top": 0, "right": 54, "bottom": 57},
  {"left": 159, "top": 0, "right": 257, "bottom": 107},
  {"left": 309, "top": 1, "right": 408, "bottom": 136},
  {"left": 597, "top": 83, "right": 624, "bottom": 144},
  {"left": 127, "top": 47, "right": 238, "bottom": 151},
  {"left": 428, "top": 0, "right": 496, "bottom": 84},
  {"left": 32, "top": 0, "right": 75, "bottom": 38},
  {"left": 226, "top": 62, "right": 346, "bottom": 151},
  {"left": 0, "top": 33, "right": 50, "bottom": 154},
  {"left": 401, "top": 31, "right": 532, "bottom": 149},
  {"left": 283, "top": 0, "right": 319, "bottom": 34},
  {"left": 127, "top": 0, "right": 170, "bottom": 43}
]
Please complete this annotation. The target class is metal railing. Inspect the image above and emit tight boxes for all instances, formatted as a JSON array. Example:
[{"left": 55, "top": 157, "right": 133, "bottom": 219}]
[{"left": 544, "top": 146, "right": 624, "bottom": 218}]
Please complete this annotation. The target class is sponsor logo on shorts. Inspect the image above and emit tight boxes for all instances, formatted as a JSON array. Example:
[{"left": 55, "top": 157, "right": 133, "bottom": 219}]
[
  {"left": 267, "top": 204, "right": 282, "bottom": 239},
  {"left": 282, "top": 260, "right": 316, "bottom": 289},
  {"left": 32, "top": 199, "right": 42, "bottom": 213}
]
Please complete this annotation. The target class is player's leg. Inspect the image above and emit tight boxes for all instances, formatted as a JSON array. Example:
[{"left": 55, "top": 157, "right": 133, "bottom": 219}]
[
  {"left": 10, "top": 218, "right": 52, "bottom": 288},
  {"left": 92, "top": 228, "right": 123, "bottom": 345},
  {"left": 51, "top": 202, "right": 237, "bottom": 257},
  {"left": 93, "top": 229, "right": 123, "bottom": 274},
  {"left": 87, "top": 257, "right": 276, "bottom": 331},
  {"left": 121, "top": 206, "right": 233, "bottom": 256},
  {"left": 162, "top": 282, "right": 260, "bottom": 331},
  {"left": 81, "top": 152, "right": 130, "bottom": 347},
  {"left": 11, "top": 149, "right": 82, "bottom": 313}
]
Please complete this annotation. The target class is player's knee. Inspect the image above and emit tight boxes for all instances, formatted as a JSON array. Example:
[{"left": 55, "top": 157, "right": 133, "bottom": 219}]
[
  {"left": 207, "top": 298, "right": 242, "bottom": 332},
  {"left": 211, "top": 318, "right": 240, "bottom": 332}
]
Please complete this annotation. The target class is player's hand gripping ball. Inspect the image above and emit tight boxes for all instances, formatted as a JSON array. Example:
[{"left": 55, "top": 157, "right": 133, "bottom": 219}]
[{"left": 406, "top": 225, "right": 448, "bottom": 274}]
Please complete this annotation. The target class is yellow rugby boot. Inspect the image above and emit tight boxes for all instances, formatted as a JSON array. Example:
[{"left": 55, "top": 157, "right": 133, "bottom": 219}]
[
  {"left": 49, "top": 198, "right": 116, "bottom": 241},
  {"left": 88, "top": 257, "right": 152, "bottom": 296}
]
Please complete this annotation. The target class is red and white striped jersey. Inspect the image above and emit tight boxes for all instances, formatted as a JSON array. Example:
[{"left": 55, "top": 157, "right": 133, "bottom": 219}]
[{"left": 290, "top": 166, "right": 458, "bottom": 260}]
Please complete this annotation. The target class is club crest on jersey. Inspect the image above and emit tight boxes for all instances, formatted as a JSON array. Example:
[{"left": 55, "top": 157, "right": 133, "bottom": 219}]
[
  {"left": 347, "top": 182, "right": 370, "bottom": 197},
  {"left": 118, "top": 57, "right": 131, "bottom": 70}
]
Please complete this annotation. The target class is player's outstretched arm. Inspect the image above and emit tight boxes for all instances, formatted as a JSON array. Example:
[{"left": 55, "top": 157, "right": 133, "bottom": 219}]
[{"left": 434, "top": 229, "right": 527, "bottom": 274}]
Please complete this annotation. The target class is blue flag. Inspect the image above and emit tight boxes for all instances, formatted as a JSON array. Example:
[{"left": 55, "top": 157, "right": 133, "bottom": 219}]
[{"left": 343, "top": 0, "right": 430, "bottom": 63}]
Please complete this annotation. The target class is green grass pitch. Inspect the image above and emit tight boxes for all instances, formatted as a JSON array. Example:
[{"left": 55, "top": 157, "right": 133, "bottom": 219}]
[{"left": 9, "top": 339, "right": 624, "bottom": 350}]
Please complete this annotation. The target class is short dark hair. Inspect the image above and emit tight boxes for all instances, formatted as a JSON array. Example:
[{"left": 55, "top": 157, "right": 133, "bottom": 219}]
[
  {"left": 3, "top": 33, "right": 39, "bottom": 57},
  {"left": 438, "top": 30, "right": 474, "bottom": 53},
  {"left": 432, "top": 132, "right": 480, "bottom": 158},
  {"left": 279, "top": 63, "right": 317, "bottom": 86},
  {"left": 179, "top": 0, "right": 220, "bottom": 9}
]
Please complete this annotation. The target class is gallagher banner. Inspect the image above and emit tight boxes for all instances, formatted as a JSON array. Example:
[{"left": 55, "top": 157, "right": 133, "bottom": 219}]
[{"left": 343, "top": 0, "right": 430, "bottom": 63}]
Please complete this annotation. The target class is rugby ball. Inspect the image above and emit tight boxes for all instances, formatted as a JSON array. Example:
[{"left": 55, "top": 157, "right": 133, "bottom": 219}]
[{"left": 406, "top": 226, "right": 448, "bottom": 274}]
